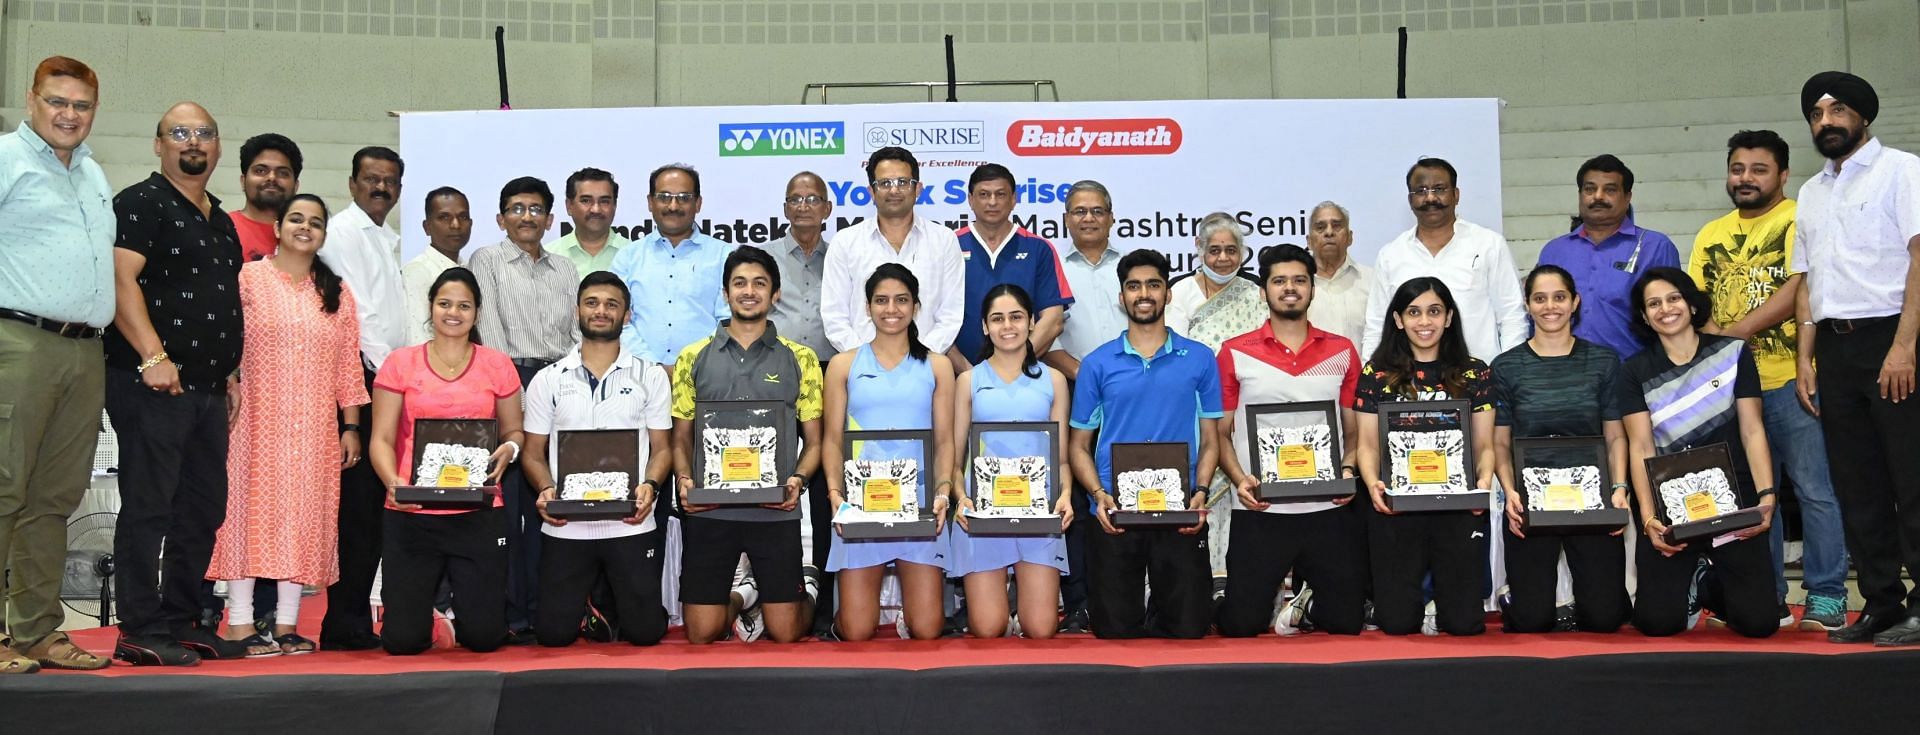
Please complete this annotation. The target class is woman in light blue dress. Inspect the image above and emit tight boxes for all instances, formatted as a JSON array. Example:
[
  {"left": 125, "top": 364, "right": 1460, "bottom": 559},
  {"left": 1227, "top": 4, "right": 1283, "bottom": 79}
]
[
  {"left": 950, "top": 284, "right": 1074, "bottom": 638},
  {"left": 822, "top": 263, "right": 956, "bottom": 641}
]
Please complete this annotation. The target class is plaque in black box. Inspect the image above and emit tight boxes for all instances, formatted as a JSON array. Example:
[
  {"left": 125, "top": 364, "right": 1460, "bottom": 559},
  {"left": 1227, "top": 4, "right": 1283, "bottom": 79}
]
[
  {"left": 964, "top": 421, "right": 1063, "bottom": 536},
  {"left": 1245, "top": 401, "right": 1356, "bottom": 503},
  {"left": 834, "top": 429, "right": 938, "bottom": 540},
  {"left": 547, "top": 428, "right": 642, "bottom": 521},
  {"left": 689, "top": 400, "right": 794, "bottom": 505},
  {"left": 1378, "top": 400, "right": 1488, "bottom": 512},
  {"left": 1647, "top": 443, "right": 1762, "bottom": 544},
  {"left": 393, "top": 418, "right": 499, "bottom": 510},
  {"left": 1109, "top": 441, "right": 1204, "bottom": 528},
  {"left": 1511, "top": 436, "right": 1628, "bottom": 533}
]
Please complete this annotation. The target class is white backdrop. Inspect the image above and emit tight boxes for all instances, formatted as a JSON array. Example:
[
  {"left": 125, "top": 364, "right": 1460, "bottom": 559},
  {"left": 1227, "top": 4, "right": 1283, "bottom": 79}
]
[{"left": 396, "top": 99, "right": 1502, "bottom": 271}]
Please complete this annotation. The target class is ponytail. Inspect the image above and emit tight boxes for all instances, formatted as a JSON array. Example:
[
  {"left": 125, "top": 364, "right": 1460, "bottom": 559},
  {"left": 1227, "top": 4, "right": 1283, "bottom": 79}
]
[
  {"left": 314, "top": 258, "right": 343, "bottom": 314},
  {"left": 905, "top": 321, "right": 929, "bottom": 362}
]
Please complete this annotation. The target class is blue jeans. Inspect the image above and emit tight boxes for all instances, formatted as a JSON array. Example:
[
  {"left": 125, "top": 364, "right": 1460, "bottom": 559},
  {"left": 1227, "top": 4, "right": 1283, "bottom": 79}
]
[{"left": 1762, "top": 381, "right": 1849, "bottom": 601}]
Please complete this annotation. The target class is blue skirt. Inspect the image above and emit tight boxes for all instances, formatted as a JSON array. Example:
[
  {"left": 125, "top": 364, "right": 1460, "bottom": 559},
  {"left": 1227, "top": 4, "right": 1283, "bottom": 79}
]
[
  {"left": 946, "top": 523, "right": 1069, "bottom": 577},
  {"left": 827, "top": 527, "right": 950, "bottom": 572}
]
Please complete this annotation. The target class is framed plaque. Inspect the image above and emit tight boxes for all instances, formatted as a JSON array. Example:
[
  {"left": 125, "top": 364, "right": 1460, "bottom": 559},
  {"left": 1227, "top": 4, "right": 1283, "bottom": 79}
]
[
  {"left": 393, "top": 418, "right": 499, "bottom": 510},
  {"left": 689, "top": 400, "right": 794, "bottom": 505},
  {"left": 1646, "top": 443, "right": 1762, "bottom": 544},
  {"left": 547, "top": 428, "right": 642, "bottom": 521},
  {"left": 1511, "top": 436, "right": 1628, "bottom": 533},
  {"left": 834, "top": 428, "right": 939, "bottom": 540},
  {"left": 1245, "top": 401, "right": 1356, "bottom": 503},
  {"left": 964, "top": 421, "right": 1063, "bottom": 536},
  {"left": 1109, "top": 441, "right": 1204, "bottom": 528},
  {"left": 1377, "top": 400, "right": 1488, "bottom": 512}
]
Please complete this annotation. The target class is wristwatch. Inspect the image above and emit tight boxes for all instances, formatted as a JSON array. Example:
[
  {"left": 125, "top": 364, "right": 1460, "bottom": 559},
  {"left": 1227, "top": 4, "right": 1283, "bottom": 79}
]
[
  {"left": 639, "top": 479, "right": 658, "bottom": 493},
  {"left": 340, "top": 423, "right": 362, "bottom": 435}
]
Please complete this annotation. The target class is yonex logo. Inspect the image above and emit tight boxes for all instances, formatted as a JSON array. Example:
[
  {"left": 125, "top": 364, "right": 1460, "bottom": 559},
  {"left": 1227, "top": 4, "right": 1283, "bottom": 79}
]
[{"left": 718, "top": 122, "right": 845, "bottom": 157}]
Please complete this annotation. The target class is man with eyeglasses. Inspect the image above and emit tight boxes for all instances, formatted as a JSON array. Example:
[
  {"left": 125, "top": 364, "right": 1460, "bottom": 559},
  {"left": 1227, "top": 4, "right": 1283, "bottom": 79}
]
[
  {"left": 1536, "top": 154, "right": 1680, "bottom": 360},
  {"left": 763, "top": 171, "right": 838, "bottom": 635},
  {"left": 1041, "top": 179, "right": 1132, "bottom": 633},
  {"left": 1361, "top": 157, "right": 1526, "bottom": 363},
  {"left": 822, "top": 146, "right": 965, "bottom": 355},
  {"left": 951, "top": 162, "right": 1074, "bottom": 370},
  {"left": 103, "top": 102, "right": 247, "bottom": 666},
  {"left": 1304, "top": 201, "right": 1371, "bottom": 345},
  {"left": 316, "top": 145, "right": 411, "bottom": 652},
  {"left": 552, "top": 167, "right": 628, "bottom": 276},
  {"left": 230, "top": 133, "right": 302, "bottom": 262},
  {"left": 0, "top": 56, "right": 115, "bottom": 674},
  {"left": 467, "top": 175, "right": 582, "bottom": 644},
  {"left": 401, "top": 187, "right": 473, "bottom": 344}
]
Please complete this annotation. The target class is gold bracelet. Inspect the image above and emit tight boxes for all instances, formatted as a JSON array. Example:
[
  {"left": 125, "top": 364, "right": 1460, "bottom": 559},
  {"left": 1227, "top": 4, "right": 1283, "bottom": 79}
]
[{"left": 136, "top": 352, "right": 170, "bottom": 374}]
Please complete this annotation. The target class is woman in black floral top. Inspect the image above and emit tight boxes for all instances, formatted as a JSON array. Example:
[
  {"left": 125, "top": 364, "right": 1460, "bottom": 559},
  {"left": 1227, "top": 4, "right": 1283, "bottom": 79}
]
[{"left": 1353, "top": 276, "right": 1497, "bottom": 636}]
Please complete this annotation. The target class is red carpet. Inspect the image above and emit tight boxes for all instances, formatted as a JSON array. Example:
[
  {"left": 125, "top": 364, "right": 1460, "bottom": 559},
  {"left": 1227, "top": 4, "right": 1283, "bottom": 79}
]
[{"left": 59, "top": 608, "right": 1896, "bottom": 678}]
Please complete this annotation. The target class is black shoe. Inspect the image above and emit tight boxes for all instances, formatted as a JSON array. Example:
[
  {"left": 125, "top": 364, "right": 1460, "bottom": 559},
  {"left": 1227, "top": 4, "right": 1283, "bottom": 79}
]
[
  {"left": 1058, "top": 607, "right": 1090, "bottom": 634},
  {"left": 320, "top": 631, "right": 384, "bottom": 651},
  {"left": 582, "top": 607, "right": 616, "bottom": 643},
  {"left": 1828, "top": 612, "right": 1900, "bottom": 643},
  {"left": 1872, "top": 616, "right": 1920, "bottom": 647},
  {"left": 504, "top": 628, "right": 539, "bottom": 646},
  {"left": 114, "top": 634, "right": 200, "bottom": 667},
  {"left": 174, "top": 625, "right": 249, "bottom": 660}
]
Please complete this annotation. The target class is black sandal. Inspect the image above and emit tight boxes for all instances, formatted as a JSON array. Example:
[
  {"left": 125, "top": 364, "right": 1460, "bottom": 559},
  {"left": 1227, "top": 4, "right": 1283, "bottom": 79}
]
[
  {"left": 275, "top": 633, "right": 317, "bottom": 655},
  {"left": 236, "top": 633, "right": 283, "bottom": 658}
]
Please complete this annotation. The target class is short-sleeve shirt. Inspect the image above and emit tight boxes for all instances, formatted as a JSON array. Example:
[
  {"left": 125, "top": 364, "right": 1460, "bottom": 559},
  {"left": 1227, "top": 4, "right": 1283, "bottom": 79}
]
[
  {"left": 1217, "top": 323, "right": 1361, "bottom": 514},
  {"left": 1791, "top": 137, "right": 1920, "bottom": 321},
  {"left": 1491, "top": 339, "right": 1622, "bottom": 437},
  {"left": 1616, "top": 334, "right": 1762, "bottom": 494},
  {"left": 1353, "top": 358, "right": 1496, "bottom": 414},
  {"left": 523, "top": 347, "right": 673, "bottom": 539},
  {"left": 230, "top": 211, "right": 277, "bottom": 262},
  {"left": 953, "top": 226, "right": 1074, "bottom": 362},
  {"left": 1534, "top": 220, "right": 1681, "bottom": 360},
  {"left": 1688, "top": 201, "right": 1800, "bottom": 391},
  {"left": 1069, "top": 328, "right": 1224, "bottom": 492},
  {"left": 106, "top": 173, "right": 244, "bottom": 392},
  {"left": 670, "top": 321, "right": 824, "bottom": 522},
  {"left": 374, "top": 343, "right": 522, "bottom": 513}
]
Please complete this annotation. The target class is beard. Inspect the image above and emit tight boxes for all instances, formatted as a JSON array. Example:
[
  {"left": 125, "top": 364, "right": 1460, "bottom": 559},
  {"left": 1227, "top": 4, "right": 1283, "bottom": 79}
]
[
  {"left": 580, "top": 322, "right": 621, "bottom": 341},
  {"left": 248, "top": 189, "right": 287, "bottom": 210},
  {"left": 1125, "top": 302, "right": 1164, "bottom": 326},
  {"left": 1726, "top": 184, "right": 1772, "bottom": 210},
  {"left": 180, "top": 156, "right": 209, "bottom": 176},
  {"left": 1814, "top": 125, "right": 1864, "bottom": 159}
]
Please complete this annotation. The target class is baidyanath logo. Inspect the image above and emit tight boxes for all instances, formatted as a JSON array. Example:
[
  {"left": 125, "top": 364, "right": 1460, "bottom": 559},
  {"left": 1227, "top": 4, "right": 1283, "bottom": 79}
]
[
  {"left": 1007, "top": 118, "right": 1183, "bottom": 156},
  {"left": 718, "top": 122, "right": 846, "bottom": 157}
]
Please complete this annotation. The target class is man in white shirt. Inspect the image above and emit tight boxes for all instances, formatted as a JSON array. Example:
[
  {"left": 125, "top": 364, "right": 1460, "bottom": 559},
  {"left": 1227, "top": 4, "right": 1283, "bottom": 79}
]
[
  {"left": 523, "top": 272, "right": 673, "bottom": 647},
  {"left": 316, "top": 145, "right": 410, "bottom": 651},
  {"left": 1305, "top": 201, "right": 1371, "bottom": 346},
  {"left": 1790, "top": 71, "right": 1920, "bottom": 646},
  {"left": 822, "top": 146, "right": 964, "bottom": 355},
  {"left": 400, "top": 187, "right": 471, "bottom": 344},
  {"left": 1361, "top": 158, "right": 1526, "bottom": 363}
]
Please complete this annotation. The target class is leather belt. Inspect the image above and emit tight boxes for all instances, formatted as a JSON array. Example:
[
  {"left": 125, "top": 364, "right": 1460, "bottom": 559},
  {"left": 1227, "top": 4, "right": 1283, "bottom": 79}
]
[
  {"left": 511, "top": 357, "right": 556, "bottom": 370},
  {"left": 0, "top": 308, "right": 102, "bottom": 339},
  {"left": 1819, "top": 316, "right": 1896, "bottom": 334}
]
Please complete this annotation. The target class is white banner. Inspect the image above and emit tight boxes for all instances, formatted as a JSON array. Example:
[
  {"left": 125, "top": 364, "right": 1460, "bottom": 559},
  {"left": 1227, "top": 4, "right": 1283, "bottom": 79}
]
[{"left": 397, "top": 99, "right": 1502, "bottom": 272}]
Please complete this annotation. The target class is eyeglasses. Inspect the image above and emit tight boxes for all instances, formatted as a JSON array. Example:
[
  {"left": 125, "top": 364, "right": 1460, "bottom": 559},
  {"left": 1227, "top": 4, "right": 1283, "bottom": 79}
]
[
  {"left": 1068, "top": 207, "right": 1111, "bottom": 219},
  {"left": 784, "top": 194, "right": 825, "bottom": 207},
  {"left": 1408, "top": 185, "right": 1454, "bottom": 197},
  {"left": 651, "top": 192, "right": 697, "bottom": 205},
  {"left": 356, "top": 175, "right": 399, "bottom": 189},
  {"left": 504, "top": 204, "right": 548, "bottom": 217},
  {"left": 872, "top": 177, "right": 917, "bottom": 191},
  {"left": 165, "top": 126, "right": 218, "bottom": 144},
  {"left": 39, "top": 95, "right": 95, "bottom": 114}
]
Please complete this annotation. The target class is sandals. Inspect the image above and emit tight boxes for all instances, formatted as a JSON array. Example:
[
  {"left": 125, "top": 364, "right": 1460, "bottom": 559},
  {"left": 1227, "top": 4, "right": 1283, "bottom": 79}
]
[
  {"left": 24, "top": 636, "right": 110, "bottom": 671},
  {"left": 0, "top": 649, "right": 40, "bottom": 675},
  {"left": 275, "top": 633, "right": 317, "bottom": 655},
  {"left": 235, "top": 633, "right": 283, "bottom": 658}
]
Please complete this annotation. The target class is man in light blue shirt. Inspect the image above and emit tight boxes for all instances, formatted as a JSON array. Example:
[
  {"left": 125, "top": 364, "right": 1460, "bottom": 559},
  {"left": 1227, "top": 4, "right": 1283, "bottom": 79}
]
[
  {"left": 0, "top": 56, "right": 115, "bottom": 672},
  {"left": 1046, "top": 180, "right": 1131, "bottom": 382},
  {"left": 610, "top": 164, "right": 734, "bottom": 371}
]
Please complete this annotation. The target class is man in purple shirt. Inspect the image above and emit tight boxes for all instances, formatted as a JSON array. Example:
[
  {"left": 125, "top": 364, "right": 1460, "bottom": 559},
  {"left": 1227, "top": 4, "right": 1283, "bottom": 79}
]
[{"left": 1536, "top": 154, "right": 1680, "bottom": 360}]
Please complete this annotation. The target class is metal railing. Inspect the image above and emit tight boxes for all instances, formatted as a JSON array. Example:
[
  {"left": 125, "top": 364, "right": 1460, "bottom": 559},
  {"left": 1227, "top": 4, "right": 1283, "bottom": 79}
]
[{"left": 801, "top": 80, "right": 1059, "bottom": 104}]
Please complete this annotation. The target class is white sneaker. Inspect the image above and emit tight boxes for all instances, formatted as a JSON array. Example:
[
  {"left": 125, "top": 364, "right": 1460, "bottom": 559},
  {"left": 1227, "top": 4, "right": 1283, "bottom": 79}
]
[
  {"left": 732, "top": 605, "right": 766, "bottom": 643},
  {"left": 1007, "top": 615, "right": 1023, "bottom": 639},
  {"left": 1420, "top": 601, "right": 1440, "bottom": 636},
  {"left": 1273, "top": 586, "right": 1314, "bottom": 636}
]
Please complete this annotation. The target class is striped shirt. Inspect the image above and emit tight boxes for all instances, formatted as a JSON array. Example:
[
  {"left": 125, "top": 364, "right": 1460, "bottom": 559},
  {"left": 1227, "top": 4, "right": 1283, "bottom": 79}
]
[
  {"left": 1617, "top": 334, "right": 1760, "bottom": 488},
  {"left": 1491, "top": 339, "right": 1623, "bottom": 438},
  {"left": 467, "top": 239, "right": 581, "bottom": 361}
]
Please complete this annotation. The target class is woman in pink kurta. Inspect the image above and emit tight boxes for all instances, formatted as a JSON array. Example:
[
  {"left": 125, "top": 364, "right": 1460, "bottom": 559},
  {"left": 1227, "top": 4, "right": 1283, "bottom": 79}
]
[{"left": 208, "top": 195, "right": 369, "bottom": 657}]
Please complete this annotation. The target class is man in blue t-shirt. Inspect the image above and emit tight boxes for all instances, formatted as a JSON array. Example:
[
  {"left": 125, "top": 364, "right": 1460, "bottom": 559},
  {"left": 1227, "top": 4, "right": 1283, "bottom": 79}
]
[
  {"left": 1069, "top": 249, "right": 1223, "bottom": 639},
  {"left": 949, "top": 163, "right": 1074, "bottom": 368}
]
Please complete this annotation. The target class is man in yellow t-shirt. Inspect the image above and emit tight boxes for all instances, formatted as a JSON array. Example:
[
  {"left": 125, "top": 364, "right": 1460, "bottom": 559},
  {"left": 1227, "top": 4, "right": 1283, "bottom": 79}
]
[{"left": 1687, "top": 129, "right": 1848, "bottom": 632}]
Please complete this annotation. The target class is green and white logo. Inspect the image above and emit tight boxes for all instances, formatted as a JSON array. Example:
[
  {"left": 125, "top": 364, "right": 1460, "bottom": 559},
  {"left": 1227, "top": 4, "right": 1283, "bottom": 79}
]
[{"left": 718, "top": 122, "right": 846, "bottom": 157}]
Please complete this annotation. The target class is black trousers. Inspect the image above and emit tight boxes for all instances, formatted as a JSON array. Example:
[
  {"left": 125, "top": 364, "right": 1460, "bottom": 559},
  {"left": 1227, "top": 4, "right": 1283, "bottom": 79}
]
[
  {"left": 105, "top": 371, "right": 229, "bottom": 637},
  {"left": 535, "top": 531, "right": 666, "bottom": 646},
  {"left": 1815, "top": 318, "right": 1920, "bottom": 618},
  {"left": 1368, "top": 509, "right": 1487, "bottom": 636},
  {"left": 1086, "top": 525, "right": 1211, "bottom": 639},
  {"left": 805, "top": 470, "right": 834, "bottom": 628},
  {"left": 1632, "top": 527, "right": 1776, "bottom": 637},
  {"left": 322, "top": 365, "right": 382, "bottom": 643},
  {"left": 1502, "top": 528, "right": 1628, "bottom": 633},
  {"left": 1218, "top": 505, "right": 1369, "bottom": 636},
  {"left": 381, "top": 508, "right": 507, "bottom": 654},
  {"left": 502, "top": 364, "right": 545, "bottom": 632}
]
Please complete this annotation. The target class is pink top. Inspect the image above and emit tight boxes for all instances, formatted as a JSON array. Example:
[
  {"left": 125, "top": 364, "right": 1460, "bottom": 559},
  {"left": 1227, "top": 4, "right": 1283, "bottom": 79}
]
[{"left": 375, "top": 342, "right": 521, "bottom": 513}]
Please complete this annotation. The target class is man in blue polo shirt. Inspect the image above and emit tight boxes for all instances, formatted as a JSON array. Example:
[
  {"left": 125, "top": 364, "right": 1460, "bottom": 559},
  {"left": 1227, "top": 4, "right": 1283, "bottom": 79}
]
[
  {"left": 1068, "top": 248, "right": 1222, "bottom": 639},
  {"left": 950, "top": 163, "right": 1073, "bottom": 369},
  {"left": 1535, "top": 154, "right": 1680, "bottom": 360}
]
